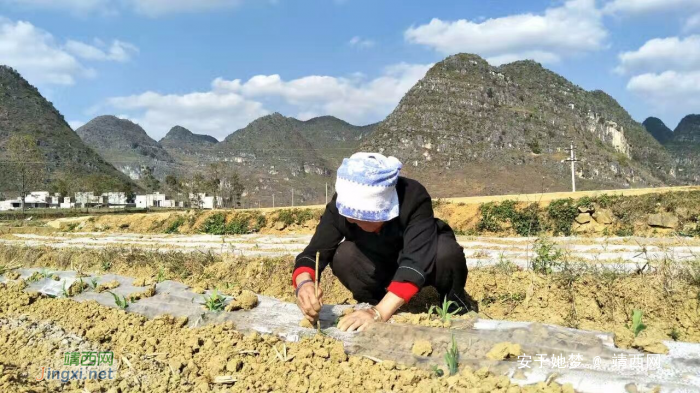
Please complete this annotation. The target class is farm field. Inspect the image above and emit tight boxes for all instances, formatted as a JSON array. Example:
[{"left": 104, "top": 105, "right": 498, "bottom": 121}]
[
  {"left": 1, "top": 230, "right": 700, "bottom": 392},
  {"left": 1, "top": 188, "right": 700, "bottom": 392}
]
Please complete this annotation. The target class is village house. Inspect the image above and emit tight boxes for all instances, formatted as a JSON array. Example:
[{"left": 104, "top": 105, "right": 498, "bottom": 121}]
[{"left": 0, "top": 191, "right": 60, "bottom": 211}]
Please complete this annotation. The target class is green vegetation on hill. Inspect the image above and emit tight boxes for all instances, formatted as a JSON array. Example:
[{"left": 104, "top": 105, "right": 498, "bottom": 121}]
[
  {"left": 0, "top": 66, "right": 136, "bottom": 195},
  {"left": 643, "top": 117, "right": 674, "bottom": 145},
  {"left": 76, "top": 115, "right": 176, "bottom": 180},
  {"left": 643, "top": 114, "right": 700, "bottom": 184},
  {"left": 362, "top": 54, "right": 681, "bottom": 197}
]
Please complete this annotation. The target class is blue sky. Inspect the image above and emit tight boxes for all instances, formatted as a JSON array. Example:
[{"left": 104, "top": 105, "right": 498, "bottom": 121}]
[{"left": 1, "top": 0, "right": 699, "bottom": 140}]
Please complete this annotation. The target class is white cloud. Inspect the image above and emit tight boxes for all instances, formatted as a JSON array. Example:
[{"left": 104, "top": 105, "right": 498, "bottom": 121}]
[
  {"left": 404, "top": 0, "right": 607, "bottom": 65},
  {"left": 0, "top": 18, "right": 92, "bottom": 85},
  {"left": 603, "top": 0, "right": 700, "bottom": 15},
  {"left": 105, "top": 62, "right": 431, "bottom": 139},
  {"left": 106, "top": 90, "right": 268, "bottom": 140},
  {"left": 616, "top": 35, "right": 700, "bottom": 75},
  {"left": 348, "top": 36, "right": 375, "bottom": 49},
  {"left": 213, "top": 62, "right": 432, "bottom": 125},
  {"left": 685, "top": 13, "right": 700, "bottom": 32},
  {"left": 627, "top": 71, "right": 700, "bottom": 108},
  {"left": 0, "top": 18, "right": 137, "bottom": 86},
  {"left": 65, "top": 39, "right": 139, "bottom": 62},
  {"left": 619, "top": 35, "right": 700, "bottom": 123}
]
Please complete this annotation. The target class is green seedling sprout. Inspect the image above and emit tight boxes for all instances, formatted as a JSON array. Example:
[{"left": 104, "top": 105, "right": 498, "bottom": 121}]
[
  {"left": 156, "top": 267, "right": 166, "bottom": 283},
  {"left": 61, "top": 281, "right": 70, "bottom": 298},
  {"left": 107, "top": 291, "right": 129, "bottom": 309},
  {"left": 431, "top": 365, "right": 444, "bottom": 377},
  {"left": 429, "top": 297, "right": 462, "bottom": 323},
  {"left": 631, "top": 309, "right": 647, "bottom": 337},
  {"left": 444, "top": 334, "right": 459, "bottom": 376},
  {"left": 89, "top": 277, "right": 99, "bottom": 289},
  {"left": 203, "top": 289, "right": 226, "bottom": 312}
]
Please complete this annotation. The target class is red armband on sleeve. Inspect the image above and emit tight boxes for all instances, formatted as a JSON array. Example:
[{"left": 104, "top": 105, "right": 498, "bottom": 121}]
[
  {"left": 292, "top": 267, "right": 316, "bottom": 288},
  {"left": 387, "top": 281, "right": 420, "bottom": 303}
]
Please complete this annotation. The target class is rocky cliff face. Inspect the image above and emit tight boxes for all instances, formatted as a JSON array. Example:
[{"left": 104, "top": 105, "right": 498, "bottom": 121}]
[
  {"left": 643, "top": 117, "right": 674, "bottom": 145},
  {"left": 0, "top": 66, "right": 134, "bottom": 193},
  {"left": 361, "top": 54, "right": 679, "bottom": 197},
  {"left": 76, "top": 116, "right": 176, "bottom": 180}
]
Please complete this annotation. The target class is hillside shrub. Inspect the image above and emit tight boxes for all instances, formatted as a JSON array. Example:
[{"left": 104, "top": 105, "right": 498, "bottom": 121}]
[
  {"left": 512, "top": 203, "right": 543, "bottom": 236},
  {"left": 547, "top": 198, "right": 578, "bottom": 236},
  {"left": 164, "top": 216, "right": 186, "bottom": 234},
  {"left": 277, "top": 209, "right": 317, "bottom": 226},
  {"left": 201, "top": 213, "right": 227, "bottom": 235}
]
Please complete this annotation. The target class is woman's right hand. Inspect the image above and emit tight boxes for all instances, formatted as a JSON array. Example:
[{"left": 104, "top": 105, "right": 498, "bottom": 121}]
[{"left": 295, "top": 274, "right": 323, "bottom": 323}]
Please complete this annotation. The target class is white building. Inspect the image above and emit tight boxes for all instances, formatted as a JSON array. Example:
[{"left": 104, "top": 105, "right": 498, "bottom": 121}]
[
  {"left": 75, "top": 192, "right": 131, "bottom": 208},
  {"left": 135, "top": 192, "right": 184, "bottom": 208},
  {"left": 0, "top": 191, "right": 59, "bottom": 211},
  {"left": 60, "top": 197, "right": 75, "bottom": 209},
  {"left": 188, "top": 193, "right": 222, "bottom": 209}
]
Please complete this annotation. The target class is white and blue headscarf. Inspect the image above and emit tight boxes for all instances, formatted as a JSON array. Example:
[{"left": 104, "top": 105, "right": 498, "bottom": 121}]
[{"left": 335, "top": 152, "right": 402, "bottom": 222}]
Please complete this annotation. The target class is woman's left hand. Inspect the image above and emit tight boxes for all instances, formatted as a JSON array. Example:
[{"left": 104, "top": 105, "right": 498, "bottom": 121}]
[{"left": 337, "top": 309, "right": 379, "bottom": 332}]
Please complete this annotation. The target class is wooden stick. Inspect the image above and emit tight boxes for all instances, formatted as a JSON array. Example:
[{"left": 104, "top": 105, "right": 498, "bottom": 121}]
[{"left": 315, "top": 251, "right": 321, "bottom": 332}]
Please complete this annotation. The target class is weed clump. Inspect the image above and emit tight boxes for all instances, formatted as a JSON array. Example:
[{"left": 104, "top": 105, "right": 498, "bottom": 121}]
[
  {"left": 164, "top": 216, "right": 186, "bottom": 234},
  {"left": 531, "top": 237, "right": 563, "bottom": 274},
  {"left": 547, "top": 198, "right": 578, "bottom": 236},
  {"left": 200, "top": 213, "right": 254, "bottom": 235},
  {"left": 477, "top": 200, "right": 542, "bottom": 236},
  {"left": 276, "top": 209, "right": 317, "bottom": 226}
]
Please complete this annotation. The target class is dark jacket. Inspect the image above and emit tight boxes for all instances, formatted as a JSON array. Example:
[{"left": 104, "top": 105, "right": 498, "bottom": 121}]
[{"left": 294, "top": 177, "right": 450, "bottom": 289}]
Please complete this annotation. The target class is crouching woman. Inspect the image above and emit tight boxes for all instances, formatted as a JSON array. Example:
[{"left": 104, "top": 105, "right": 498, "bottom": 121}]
[{"left": 293, "top": 153, "right": 475, "bottom": 332}]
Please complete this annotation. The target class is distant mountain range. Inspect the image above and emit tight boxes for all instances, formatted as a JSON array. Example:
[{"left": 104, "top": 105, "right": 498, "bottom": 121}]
[
  {"left": 0, "top": 66, "right": 134, "bottom": 194},
  {"left": 643, "top": 115, "right": 700, "bottom": 183},
  {"left": 1, "top": 54, "right": 698, "bottom": 202},
  {"left": 72, "top": 112, "right": 375, "bottom": 204}
]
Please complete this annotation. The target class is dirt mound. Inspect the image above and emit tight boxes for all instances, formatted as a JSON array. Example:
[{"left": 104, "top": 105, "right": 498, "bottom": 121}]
[
  {"left": 225, "top": 290, "right": 259, "bottom": 311},
  {"left": 0, "top": 284, "right": 576, "bottom": 392}
]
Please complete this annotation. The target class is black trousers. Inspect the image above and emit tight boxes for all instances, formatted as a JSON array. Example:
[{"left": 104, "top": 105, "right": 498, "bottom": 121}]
[{"left": 329, "top": 231, "right": 469, "bottom": 308}]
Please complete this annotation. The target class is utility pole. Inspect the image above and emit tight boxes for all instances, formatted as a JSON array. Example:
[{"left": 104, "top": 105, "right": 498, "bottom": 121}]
[
  {"left": 291, "top": 188, "right": 294, "bottom": 207},
  {"left": 272, "top": 194, "right": 275, "bottom": 208},
  {"left": 564, "top": 141, "right": 580, "bottom": 193},
  {"left": 325, "top": 182, "right": 328, "bottom": 205}
]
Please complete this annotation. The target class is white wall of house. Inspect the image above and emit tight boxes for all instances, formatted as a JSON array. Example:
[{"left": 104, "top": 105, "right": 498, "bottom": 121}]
[
  {"left": 136, "top": 192, "right": 177, "bottom": 208},
  {"left": 0, "top": 191, "right": 60, "bottom": 210},
  {"left": 188, "top": 193, "right": 221, "bottom": 209}
]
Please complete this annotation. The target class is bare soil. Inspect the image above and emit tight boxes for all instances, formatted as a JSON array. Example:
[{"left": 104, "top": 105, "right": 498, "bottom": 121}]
[
  {"left": 1, "top": 245, "right": 698, "bottom": 346},
  {"left": 0, "top": 283, "right": 578, "bottom": 392}
]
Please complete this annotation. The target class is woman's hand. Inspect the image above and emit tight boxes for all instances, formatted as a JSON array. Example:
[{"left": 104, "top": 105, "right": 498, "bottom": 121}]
[
  {"left": 337, "top": 309, "right": 378, "bottom": 332},
  {"left": 296, "top": 278, "right": 323, "bottom": 323}
]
